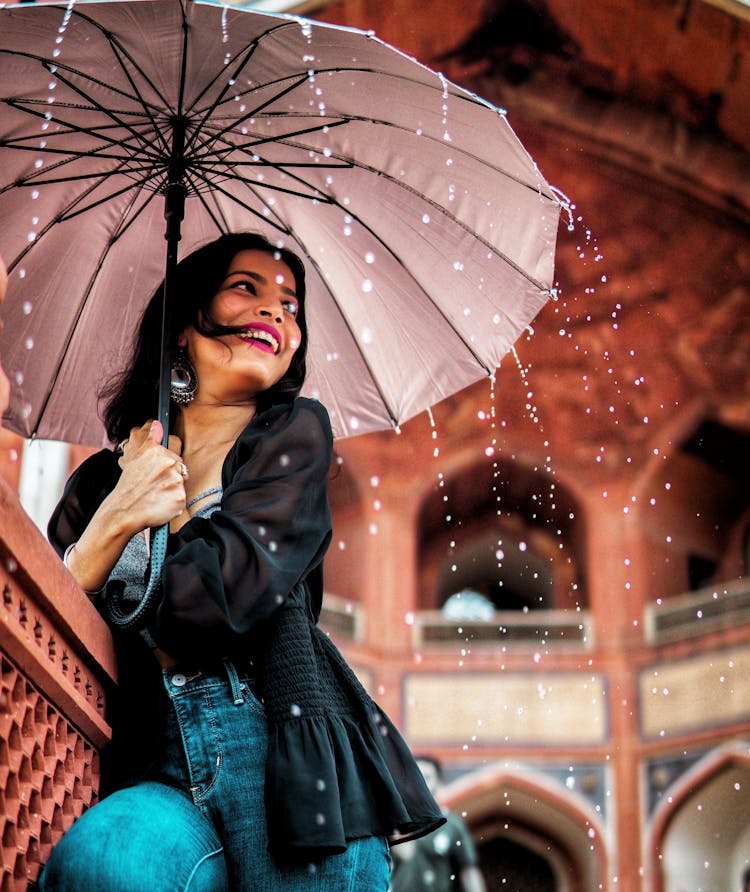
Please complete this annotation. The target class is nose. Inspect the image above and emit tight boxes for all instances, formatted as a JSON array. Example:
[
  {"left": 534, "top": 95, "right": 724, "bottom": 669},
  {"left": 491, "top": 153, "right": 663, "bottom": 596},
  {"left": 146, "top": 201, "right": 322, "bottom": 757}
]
[{"left": 257, "top": 299, "right": 283, "bottom": 325}]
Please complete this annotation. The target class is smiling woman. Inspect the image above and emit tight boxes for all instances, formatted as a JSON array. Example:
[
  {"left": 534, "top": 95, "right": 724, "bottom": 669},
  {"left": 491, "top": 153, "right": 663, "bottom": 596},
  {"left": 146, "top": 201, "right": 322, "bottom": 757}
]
[
  {"left": 180, "top": 249, "right": 303, "bottom": 408},
  {"left": 40, "top": 232, "right": 444, "bottom": 891}
]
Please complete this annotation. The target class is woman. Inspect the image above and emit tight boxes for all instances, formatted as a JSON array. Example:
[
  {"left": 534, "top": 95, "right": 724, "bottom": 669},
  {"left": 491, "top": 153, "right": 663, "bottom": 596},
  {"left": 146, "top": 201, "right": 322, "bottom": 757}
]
[{"left": 40, "top": 233, "right": 443, "bottom": 891}]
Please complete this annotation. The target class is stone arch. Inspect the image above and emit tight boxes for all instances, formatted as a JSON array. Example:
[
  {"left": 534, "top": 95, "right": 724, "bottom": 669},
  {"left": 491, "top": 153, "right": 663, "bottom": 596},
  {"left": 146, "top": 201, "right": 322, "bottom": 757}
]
[
  {"left": 416, "top": 450, "right": 588, "bottom": 612},
  {"left": 647, "top": 740, "right": 750, "bottom": 892},
  {"left": 632, "top": 403, "right": 750, "bottom": 600},
  {"left": 440, "top": 764, "right": 608, "bottom": 891}
]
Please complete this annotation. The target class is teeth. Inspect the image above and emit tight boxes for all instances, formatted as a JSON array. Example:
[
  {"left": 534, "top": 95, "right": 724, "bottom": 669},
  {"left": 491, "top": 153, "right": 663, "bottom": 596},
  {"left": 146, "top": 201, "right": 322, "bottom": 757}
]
[{"left": 241, "top": 329, "right": 279, "bottom": 353}]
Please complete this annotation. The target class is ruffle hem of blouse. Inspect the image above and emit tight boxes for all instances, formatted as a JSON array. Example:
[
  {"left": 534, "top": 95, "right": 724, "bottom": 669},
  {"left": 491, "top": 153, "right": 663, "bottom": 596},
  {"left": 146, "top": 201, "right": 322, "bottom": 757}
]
[{"left": 259, "top": 585, "right": 445, "bottom": 858}]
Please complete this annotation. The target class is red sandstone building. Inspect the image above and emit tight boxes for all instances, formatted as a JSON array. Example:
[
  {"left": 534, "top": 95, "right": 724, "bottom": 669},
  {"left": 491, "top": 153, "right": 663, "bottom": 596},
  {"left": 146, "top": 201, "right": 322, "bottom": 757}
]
[{"left": 1, "top": 1, "right": 749, "bottom": 890}]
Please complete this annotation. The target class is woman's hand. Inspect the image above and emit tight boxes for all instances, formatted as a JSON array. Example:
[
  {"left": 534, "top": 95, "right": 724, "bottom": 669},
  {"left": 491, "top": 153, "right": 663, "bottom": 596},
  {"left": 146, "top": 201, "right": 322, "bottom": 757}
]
[
  {"left": 63, "top": 420, "right": 187, "bottom": 595},
  {"left": 116, "top": 420, "right": 187, "bottom": 530}
]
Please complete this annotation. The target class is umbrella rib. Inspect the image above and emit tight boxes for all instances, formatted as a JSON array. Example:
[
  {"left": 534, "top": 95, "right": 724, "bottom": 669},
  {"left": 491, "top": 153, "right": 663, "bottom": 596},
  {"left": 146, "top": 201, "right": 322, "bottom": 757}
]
[
  {"left": 186, "top": 183, "right": 231, "bottom": 236},
  {"left": 187, "top": 118, "right": 351, "bottom": 165},
  {"left": 60, "top": 8, "right": 176, "bottom": 111},
  {"left": 272, "top": 112, "right": 554, "bottom": 205},
  {"left": 58, "top": 172, "right": 166, "bottom": 222},
  {"left": 105, "top": 182, "right": 166, "bottom": 244},
  {"left": 45, "top": 68, "right": 168, "bottom": 160},
  {"left": 30, "top": 201, "right": 150, "bottom": 439},
  {"left": 228, "top": 179, "right": 443, "bottom": 429},
  {"left": 3, "top": 48, "right": 170, "bottom": 154},
  {"left": 188, "top": 72, "right": 313, "bottom": 160},
  {"left": 2, "top": 100, "right": 166, "bottom": 168},
  {"left": 243, "top": 165, "right": 523, "bottom": 380},
  {"left": 196, "top": 61, "right": 554, "bottom": 201},
  {"left": 183, "top": 19, "right": 310, "bottom": 156},
  {"left": 189, "top": 162, "right": 332, "bottom": 203},
  {"left": 287, "top": 230, "right": 403, "bottom": 430},
  {"left": 264, "top": 127, "right": 556, "bottom": 293},
  {"left": 186, "top": 167, "right": 291, "bottom": 235},
  {"left": 6, "top": 169, "right": 164, "bottom": 275},
  {"left": 107, "top": 43, "right": 174, "bottom": 160}
]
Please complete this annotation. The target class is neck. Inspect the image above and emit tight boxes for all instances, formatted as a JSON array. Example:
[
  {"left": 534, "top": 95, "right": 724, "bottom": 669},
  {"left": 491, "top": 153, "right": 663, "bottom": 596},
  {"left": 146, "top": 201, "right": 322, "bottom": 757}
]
[{"left": 174, "top": 398, "right": 256, "bottom": 457}]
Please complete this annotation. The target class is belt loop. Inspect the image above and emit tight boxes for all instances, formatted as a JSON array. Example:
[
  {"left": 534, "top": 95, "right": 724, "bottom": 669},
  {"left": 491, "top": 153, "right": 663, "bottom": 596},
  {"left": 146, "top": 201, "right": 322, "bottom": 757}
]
[{"left": 223, "top": 658, "right": 244, "bottom": 705}]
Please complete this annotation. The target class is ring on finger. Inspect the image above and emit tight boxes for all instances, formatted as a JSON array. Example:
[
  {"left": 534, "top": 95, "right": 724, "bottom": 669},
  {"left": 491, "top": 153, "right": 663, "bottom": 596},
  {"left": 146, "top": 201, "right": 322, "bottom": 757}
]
[{"left": 178, "top": 461, "right": 189, "bottom": 480}]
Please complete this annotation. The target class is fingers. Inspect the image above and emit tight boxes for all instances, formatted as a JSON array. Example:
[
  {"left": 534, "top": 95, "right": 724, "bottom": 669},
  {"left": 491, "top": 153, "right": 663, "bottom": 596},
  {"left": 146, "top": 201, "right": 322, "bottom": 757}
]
[
  {"left": 148, "top": 419, "right": 164, "bottom": 444},
  {"left": 167, "top": 433, "right": 183, "bottom": 455}
]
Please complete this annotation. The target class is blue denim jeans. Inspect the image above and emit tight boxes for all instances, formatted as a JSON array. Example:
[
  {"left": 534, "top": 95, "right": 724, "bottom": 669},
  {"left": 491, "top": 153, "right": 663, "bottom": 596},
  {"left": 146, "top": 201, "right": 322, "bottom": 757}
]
[{"left": 39, "top": 660, "right": 392, "bottom": 891}]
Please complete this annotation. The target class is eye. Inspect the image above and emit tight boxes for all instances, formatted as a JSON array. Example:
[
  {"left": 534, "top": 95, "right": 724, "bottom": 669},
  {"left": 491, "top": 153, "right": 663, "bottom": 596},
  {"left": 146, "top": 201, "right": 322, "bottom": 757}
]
[
  {"left": 282, "top": 298, "right": 299, "bottom": 317},
  {"left": 230, "top": 278, "right": 257, "bottom": 295}
]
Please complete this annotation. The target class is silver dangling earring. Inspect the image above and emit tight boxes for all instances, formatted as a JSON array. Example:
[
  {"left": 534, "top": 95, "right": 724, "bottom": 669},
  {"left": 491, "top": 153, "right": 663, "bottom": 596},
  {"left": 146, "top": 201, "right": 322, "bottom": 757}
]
[{"left": 170, "top": 348, "right": 198, "bottom": 405}]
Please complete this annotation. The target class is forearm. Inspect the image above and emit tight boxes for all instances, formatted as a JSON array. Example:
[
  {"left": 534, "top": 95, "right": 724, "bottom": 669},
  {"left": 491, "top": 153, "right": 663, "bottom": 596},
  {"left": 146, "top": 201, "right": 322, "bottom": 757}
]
[{"left": 63, "top": 492, "right": 142, "bottom": 594}]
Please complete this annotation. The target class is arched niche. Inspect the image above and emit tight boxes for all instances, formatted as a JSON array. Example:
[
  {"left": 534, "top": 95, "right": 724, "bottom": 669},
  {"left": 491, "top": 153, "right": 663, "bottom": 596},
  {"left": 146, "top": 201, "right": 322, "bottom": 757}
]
[
  {"left": 417, "top": 454, "right": 587, "bottom": 612},
  {"left": 637, "top": 415, "right": 750, "bottom": 600},
  {"left": 648, "top": 740, "right": 750, "bottom": 892},
  {"left": 441, "top": 764, "right": 608, "bottom": 891}
]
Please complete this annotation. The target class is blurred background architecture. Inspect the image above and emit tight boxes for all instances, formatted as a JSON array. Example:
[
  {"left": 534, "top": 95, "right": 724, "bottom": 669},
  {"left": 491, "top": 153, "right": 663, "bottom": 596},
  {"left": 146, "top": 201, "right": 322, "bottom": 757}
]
[{"left": 1, "top": 0, "right": 749, "bottom": 889}]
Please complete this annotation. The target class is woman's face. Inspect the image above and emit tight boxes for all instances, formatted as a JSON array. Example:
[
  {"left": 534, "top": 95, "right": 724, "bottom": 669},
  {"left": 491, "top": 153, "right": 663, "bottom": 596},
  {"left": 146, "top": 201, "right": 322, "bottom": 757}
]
[{"left": 180, "top": 248, "right": 302, "bottom": 406}]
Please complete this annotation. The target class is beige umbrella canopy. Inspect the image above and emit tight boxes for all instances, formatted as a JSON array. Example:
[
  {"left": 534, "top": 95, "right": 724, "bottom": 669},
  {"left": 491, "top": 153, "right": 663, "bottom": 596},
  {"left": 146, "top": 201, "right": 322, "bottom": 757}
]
[{"left": 0, "top": 0, "right": 561, "bottom": 449}]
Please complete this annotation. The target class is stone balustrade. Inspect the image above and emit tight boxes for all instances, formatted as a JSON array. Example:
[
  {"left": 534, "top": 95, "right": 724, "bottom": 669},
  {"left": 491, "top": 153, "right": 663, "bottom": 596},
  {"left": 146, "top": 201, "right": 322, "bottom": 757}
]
[{"left": 0, "top": 475, "right": 116, "bottom": 890}]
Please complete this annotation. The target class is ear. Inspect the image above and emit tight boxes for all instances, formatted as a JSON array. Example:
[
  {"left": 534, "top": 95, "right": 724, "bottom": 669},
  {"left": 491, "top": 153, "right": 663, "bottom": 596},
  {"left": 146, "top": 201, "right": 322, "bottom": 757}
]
[{"left": 177, "top": 332, "right": 188, "bottom": 348}]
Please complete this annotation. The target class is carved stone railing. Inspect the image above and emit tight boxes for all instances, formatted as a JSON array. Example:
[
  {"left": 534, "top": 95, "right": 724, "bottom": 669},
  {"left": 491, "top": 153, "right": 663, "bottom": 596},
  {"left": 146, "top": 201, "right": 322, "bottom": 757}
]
[
  {"left": 0, "top": 475, "right": 116, "bottom": 891},
  {"left": 645, "top": 578, "right": 750, "bottom": 644}
]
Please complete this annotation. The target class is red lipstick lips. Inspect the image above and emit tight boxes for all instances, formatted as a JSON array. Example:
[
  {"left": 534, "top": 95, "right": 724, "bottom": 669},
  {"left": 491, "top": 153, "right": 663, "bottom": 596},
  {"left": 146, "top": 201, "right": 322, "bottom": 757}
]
[{"left": 238, "top": 322, "right": 281, "bottom": 355}]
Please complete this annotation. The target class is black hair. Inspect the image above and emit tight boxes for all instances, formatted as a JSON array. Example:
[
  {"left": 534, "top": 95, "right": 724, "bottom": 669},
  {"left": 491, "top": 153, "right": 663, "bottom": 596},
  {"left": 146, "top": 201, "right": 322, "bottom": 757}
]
[{"left": 101, "top": 232, "right": 308, "bottom": 443}]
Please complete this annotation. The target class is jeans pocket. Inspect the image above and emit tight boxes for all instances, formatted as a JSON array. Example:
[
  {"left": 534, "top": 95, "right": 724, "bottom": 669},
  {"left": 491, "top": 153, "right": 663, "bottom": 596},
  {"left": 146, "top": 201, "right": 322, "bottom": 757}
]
[
  {"left": 239, "top": 678, "right": 266, "bottom": 716},
  {"left": 172, "top": 688, "right": 224, "bottom": 804}
]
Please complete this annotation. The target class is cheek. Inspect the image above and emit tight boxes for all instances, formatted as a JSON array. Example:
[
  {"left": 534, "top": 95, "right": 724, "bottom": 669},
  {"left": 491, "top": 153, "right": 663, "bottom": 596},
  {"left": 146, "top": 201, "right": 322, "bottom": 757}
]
[{"left": 287, "top": 324, "right": 302, "bottom": 353}]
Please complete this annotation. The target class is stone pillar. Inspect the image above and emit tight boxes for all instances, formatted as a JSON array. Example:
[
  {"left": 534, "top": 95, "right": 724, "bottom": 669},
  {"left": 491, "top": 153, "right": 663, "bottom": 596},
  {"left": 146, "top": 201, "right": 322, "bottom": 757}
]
[{"left": 584, "top": 480, "right": 649, "bottom": 890}]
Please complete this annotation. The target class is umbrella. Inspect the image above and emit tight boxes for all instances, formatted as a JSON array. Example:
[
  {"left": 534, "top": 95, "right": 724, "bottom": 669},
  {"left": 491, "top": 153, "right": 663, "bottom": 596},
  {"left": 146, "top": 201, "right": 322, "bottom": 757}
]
[
  {"left": 0, "top": 0, "right": 561, "bottom": 447},
  {"left": 0, "top": 0, "right": 561, "bottom": 626}
]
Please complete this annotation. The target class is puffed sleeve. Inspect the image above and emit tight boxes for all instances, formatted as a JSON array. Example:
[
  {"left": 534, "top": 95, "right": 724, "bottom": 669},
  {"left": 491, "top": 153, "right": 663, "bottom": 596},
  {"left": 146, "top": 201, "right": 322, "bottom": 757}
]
[
  {"left": 47, "top": 449, "right": 122, "bottom": 558},
  {"left": 153, "top": 398, "right": 333, "bottom": 660}
]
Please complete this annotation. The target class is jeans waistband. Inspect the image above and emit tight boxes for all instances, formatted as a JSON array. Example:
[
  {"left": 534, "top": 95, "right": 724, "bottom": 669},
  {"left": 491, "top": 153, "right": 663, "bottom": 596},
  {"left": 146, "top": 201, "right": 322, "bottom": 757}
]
[{"left": 163, "top": 657, "right": 259, "bottom": 705}]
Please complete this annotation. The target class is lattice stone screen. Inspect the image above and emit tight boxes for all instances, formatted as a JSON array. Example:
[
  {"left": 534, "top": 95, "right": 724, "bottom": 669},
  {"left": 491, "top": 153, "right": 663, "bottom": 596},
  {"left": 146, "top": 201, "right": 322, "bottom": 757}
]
[{"left": 0, "top": 476, "right": 116, "bottom": 890}]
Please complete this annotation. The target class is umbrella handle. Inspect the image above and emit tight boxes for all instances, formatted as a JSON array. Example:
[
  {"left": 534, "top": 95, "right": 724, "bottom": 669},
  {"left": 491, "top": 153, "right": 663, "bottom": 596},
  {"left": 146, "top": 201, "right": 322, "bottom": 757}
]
[{"left": 104, "top": 524, "right": 168, "bottom": 630}]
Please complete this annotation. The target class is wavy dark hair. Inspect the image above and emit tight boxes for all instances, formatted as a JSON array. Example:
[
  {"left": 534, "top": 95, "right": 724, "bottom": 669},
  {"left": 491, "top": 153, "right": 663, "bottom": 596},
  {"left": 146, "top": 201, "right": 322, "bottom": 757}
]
[{"left": 101, "top": 232, "right": 308, "bottom": 443}]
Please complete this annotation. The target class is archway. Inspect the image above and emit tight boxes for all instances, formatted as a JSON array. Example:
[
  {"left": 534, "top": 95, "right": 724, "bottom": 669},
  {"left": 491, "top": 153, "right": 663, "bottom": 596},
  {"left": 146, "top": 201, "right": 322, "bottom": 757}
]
[
  {"left": 648, "top": 740, "right": 750, "bottom": 892},
  {"left": 441, "top": 764, "right": 608, "bottom": 891}
]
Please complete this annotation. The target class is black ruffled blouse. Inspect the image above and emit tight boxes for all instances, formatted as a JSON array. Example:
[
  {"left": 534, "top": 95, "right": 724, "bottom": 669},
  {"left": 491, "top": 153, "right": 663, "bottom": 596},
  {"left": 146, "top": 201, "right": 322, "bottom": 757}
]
[{"left": 48, "top": 398, "right": 444, "bottom": 860}]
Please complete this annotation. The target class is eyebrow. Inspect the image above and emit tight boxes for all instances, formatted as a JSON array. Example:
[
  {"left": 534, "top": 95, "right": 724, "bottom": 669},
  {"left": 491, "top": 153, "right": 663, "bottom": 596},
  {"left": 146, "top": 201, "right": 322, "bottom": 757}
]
[{"left": 226, "top": 269, "right": 297, "bottom": 298}]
